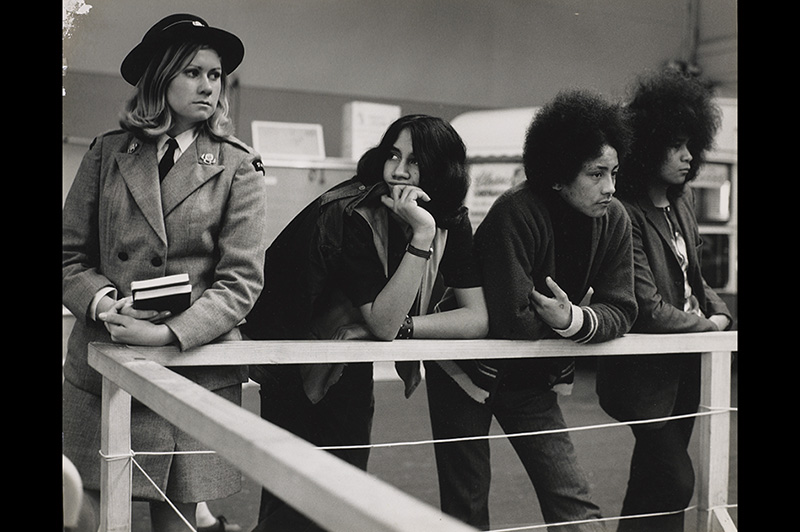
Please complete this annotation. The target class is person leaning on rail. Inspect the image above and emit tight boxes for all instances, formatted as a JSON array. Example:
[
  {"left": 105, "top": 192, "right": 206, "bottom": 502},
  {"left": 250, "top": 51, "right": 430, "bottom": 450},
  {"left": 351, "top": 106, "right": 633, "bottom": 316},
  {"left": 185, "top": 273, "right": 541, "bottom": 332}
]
[
  {"left": 425, "top": 89, "right": 636, "bottom": 531},
  {"left": 61, "top": 13, "right": 266, "bottom": 532},
  {"left": 242, "top": 114, "right": 489, "bottom": 532},
  {"left": 595, "top": 68, "right": 733, "bottom": 532}
]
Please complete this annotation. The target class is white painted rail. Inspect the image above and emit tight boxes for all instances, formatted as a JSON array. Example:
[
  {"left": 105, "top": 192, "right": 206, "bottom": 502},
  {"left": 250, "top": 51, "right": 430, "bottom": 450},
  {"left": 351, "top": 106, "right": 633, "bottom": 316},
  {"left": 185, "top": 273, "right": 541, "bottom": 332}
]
[{"left": 88, "top": 331, "right": 737, "bottom": 532}]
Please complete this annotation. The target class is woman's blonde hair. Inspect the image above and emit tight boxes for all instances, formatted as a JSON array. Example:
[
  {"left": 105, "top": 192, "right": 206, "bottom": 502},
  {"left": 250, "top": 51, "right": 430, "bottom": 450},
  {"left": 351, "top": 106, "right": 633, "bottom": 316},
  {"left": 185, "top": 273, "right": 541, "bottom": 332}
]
[{"left": 119, "top": 41, "right": 234, "bottom": 139}]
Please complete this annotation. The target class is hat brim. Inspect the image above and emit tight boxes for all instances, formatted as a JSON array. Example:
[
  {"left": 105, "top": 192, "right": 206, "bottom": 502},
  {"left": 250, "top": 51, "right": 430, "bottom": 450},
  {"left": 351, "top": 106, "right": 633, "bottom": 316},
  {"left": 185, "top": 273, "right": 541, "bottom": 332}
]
[{"left": 121, "top": 24, "right": 244, "bottom": 85}]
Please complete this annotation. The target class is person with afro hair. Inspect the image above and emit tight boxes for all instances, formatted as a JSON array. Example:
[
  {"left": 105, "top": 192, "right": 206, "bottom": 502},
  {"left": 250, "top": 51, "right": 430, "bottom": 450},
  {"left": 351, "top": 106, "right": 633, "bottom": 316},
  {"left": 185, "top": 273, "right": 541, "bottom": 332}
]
[
  {"left": 596, "top": 69, "right": 733, "bottom": 532},
  {"left": 425, "top": 89, "right": 636, "bottom": 531}
]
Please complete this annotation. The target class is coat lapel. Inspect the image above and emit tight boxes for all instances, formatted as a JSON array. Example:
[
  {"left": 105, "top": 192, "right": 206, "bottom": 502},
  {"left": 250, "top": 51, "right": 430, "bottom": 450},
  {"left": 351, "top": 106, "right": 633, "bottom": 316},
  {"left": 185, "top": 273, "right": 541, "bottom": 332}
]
[
  {"left": 671, "top": 194, "right": 700, "bottom": 265},
  {"left": 115, "top": 139, "right": 167, "bottom": 243},
  {"left": 161, "top": 132, "right": 223, "bottom": 216},
  {"left": 639, "top": 195, "right": 681, "bottom": 264}
]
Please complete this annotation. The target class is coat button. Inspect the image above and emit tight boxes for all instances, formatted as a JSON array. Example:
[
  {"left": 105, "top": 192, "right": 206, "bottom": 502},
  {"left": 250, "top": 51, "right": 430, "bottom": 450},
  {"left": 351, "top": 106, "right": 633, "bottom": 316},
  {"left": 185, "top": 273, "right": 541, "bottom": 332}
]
[
  {"left": 151, "top": 257, "right": 163, "bottom": 267},
  {"left": 118, "top": 252, "right": 129, "bottom": 261}
]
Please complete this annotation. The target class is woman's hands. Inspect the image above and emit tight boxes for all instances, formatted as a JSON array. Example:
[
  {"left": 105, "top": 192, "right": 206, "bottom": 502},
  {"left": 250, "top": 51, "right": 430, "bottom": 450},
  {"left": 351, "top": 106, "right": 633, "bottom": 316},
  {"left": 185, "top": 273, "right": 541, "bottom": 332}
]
[
  {"left": 381, "top": 185, "right": 436, "bottom": 247},
  {"left": 98, "top": 297, "right": 177, "bottom": 346},
  {"left": 530, "top": 276, "right": 573, "bottom": 330},
  {"left": 358, "top": 184, "right": 437, "bottom": 341},
  {"left": 358, "top": 185, "right": 433, "bottom": 341}
]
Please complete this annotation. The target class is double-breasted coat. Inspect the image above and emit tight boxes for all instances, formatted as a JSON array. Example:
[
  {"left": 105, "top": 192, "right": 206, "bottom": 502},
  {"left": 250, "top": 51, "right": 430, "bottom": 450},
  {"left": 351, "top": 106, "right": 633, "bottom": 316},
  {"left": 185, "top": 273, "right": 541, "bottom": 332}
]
[
  {"left": 596, "top": 188, "right": 731, "bottom": 423},
  {"left": 62, "top": 128, "right": 268, "bottom": 499},
  {"left": 63, "top": 128, "right": 268, "bottom": 395}
]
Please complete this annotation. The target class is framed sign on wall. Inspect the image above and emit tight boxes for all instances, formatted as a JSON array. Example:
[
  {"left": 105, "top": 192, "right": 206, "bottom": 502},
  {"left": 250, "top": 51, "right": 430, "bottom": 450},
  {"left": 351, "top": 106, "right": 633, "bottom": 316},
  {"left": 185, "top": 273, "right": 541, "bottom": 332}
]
[{"left": 251, "top": 120, "right": 326, "bottom": 161}]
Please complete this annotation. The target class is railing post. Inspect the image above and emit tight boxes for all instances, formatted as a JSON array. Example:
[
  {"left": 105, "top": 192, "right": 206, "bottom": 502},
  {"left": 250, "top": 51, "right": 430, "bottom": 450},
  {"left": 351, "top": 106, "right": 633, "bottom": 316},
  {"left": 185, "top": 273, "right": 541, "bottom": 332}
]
[
  {"left": 100, "top": 375, "right": 132, "bottom": 532},
  {"left": 696, "top": 350, "right": 736, "bottom": 532}
]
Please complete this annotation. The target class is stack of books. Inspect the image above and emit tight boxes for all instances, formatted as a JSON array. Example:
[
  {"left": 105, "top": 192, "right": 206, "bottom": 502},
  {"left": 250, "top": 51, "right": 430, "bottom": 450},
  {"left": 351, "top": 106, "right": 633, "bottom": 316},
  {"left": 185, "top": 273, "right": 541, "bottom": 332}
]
[{"left": 131, "top": 273, "right": 192, "bottom": 313}]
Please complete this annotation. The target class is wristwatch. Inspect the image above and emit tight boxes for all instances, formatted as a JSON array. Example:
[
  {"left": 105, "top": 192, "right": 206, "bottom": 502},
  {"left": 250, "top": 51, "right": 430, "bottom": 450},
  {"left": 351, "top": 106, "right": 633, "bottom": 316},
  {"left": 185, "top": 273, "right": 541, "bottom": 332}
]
[{"left": 406, "top": 243, "right": 433, "bottom": 260}]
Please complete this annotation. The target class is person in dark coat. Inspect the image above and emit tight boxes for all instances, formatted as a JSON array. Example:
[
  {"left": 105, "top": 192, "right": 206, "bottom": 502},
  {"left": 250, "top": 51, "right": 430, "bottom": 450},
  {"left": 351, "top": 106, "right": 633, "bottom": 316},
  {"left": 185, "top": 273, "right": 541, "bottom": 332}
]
[
  {"left": 427, "top": 89, "right": 636, "bottom": 531},
  {"left": 595, "top": 69, "right": 733, "bottom": 532},
  {"left": 244, "top": 114, "right": 489, "bottom": 532}
]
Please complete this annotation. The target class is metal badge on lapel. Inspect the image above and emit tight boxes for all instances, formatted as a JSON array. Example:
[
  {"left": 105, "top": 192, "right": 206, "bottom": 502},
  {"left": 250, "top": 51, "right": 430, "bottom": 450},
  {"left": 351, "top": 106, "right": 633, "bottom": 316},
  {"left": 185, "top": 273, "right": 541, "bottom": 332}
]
[
  {"left": 127, "top": 141, "right": 139, "bottom": 154},
  {"left": 253, "top": 160, "right": 265, "bottom": 175},
  {"left": 200, "top": 153, "right": 216, "bottom": 165}
]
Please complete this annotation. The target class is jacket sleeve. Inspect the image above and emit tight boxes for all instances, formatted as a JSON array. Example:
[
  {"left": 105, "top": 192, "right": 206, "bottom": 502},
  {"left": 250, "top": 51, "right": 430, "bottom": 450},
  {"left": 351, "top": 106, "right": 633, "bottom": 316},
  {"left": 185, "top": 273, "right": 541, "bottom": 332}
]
[
  {"left": 575, "top": 202, "right": 638, "bottom": 343},
  {"left": 62, "top": 135, "right": 115, "bottom": 322},
  {"left": 698, "top": 274, "right": 732, "bottom": 323},
  {"left": 475, "top": 195, "right": 554, "bottom": 340},
  {"left": 167, "top": 149, "right": 269, "bottom": 350},
  {"left": 626, "top": 202, "right": 723, "bottom": 333}
]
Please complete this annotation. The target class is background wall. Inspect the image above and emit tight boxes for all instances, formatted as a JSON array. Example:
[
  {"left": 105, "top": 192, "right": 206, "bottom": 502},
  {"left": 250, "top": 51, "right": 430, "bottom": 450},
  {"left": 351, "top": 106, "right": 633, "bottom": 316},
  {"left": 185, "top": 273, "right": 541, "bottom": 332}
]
[{"left": 62, "top": 0, "right": 737, "bottom": 156}]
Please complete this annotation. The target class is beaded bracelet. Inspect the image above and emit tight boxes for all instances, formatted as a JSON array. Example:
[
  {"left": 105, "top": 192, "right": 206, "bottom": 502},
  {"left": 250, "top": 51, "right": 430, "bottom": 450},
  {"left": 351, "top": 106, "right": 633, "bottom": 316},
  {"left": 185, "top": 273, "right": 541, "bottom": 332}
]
[{"left": 396, "top": 314, "right": 414, "bottom": 339}]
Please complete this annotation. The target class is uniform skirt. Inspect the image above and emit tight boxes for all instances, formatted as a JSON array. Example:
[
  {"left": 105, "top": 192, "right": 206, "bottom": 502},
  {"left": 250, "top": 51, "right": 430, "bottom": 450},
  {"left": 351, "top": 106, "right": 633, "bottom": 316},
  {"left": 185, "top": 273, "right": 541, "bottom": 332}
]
[{"left": 62, "top": 379, "right": 242, "bottom": 503}]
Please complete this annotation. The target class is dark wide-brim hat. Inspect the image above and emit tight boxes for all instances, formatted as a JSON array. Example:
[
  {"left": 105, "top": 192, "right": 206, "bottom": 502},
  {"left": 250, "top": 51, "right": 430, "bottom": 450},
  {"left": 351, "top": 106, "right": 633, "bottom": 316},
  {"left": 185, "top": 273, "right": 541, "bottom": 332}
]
[{"left": 121, "top": 13, "right": 244, "bottom": 86}]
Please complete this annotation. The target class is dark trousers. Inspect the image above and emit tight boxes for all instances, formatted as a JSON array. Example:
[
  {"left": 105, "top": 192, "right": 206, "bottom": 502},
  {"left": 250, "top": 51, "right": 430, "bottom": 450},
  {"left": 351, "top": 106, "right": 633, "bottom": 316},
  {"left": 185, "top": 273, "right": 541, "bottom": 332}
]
[
  {"left": 252, "top": 363, "right": 375, "bottom": 532},
  {"left": 617, "top": 356, "right": 700, "bottom": 532},
  {"left": 425, "top": 361, "right": 605, "bottom": 532}
]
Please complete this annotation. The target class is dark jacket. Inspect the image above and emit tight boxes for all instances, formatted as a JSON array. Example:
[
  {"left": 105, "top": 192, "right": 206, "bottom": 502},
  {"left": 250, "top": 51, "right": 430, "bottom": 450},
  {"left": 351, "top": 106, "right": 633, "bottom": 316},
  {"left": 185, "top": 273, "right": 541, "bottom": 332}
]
[
  {"left": 596, "top": 188, "right": 732, "bottom": 423},
  {"left": 242, "top": 177, "right": 384, "bottom": 339},
  {"left": 458, "top": 183, "right": 638, "bottom": 401},
  {"left": 244, "top": 177, "right": 440, "bottom": 401},
  {"left": 242, "top": 177, "right": 386, "bottom": 379}
]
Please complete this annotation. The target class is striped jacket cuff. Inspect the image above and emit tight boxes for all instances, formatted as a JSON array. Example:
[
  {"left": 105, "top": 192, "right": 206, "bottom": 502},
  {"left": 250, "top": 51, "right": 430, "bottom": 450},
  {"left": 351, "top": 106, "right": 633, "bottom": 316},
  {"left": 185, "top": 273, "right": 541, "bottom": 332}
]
[{"left": 554, "top": 304, "right": 598, "bottom": 344}]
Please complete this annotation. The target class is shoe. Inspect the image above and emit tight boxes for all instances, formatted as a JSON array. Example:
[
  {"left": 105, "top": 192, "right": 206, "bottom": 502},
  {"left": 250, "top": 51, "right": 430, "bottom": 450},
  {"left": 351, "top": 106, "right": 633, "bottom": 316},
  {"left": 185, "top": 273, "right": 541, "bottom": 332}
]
[{"left": 197, "top": 515, "right": 242, "bottom": 532}]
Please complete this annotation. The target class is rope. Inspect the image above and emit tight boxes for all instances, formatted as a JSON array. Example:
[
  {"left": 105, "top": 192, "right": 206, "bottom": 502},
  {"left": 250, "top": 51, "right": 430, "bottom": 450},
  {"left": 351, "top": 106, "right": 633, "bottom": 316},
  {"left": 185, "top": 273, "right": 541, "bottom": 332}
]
[
  {"left": 98, "top": 449, "right": 215, "bottom": 532},
  {"left": 318, "top": 405, "right": 738, "bottom": 451},
  {"left": 95, "top": 407, "right": 736, "bottom": 457},
  {"left": 490, "top": 507, "right": 698, "bottom": 531},
  {"left": 133, "top": 450, "right": 216, "bottom": 457},
  {"left": 486, "top": 503, "right": 738, "bottom": 532},
  {"left": 96, "top": 405, "right": 737, "bottom": 531},
  {"left": 130, "top": 455, "right": 198, "bottom": 532}
]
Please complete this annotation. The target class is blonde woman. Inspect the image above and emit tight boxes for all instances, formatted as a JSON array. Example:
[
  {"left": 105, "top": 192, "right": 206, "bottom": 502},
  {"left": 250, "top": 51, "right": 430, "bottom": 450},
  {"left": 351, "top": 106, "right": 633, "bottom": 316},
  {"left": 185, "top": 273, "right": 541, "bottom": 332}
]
[{"left": 62, "top": 14, "right": 266, "bottom": 531}]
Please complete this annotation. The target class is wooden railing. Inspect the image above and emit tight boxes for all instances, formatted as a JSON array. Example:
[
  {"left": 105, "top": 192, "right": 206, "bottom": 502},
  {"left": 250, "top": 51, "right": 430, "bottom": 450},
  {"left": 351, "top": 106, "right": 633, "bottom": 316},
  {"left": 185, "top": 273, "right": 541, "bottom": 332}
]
[{"left": 88, "top": 331, "right": 737, "bottom": 532}]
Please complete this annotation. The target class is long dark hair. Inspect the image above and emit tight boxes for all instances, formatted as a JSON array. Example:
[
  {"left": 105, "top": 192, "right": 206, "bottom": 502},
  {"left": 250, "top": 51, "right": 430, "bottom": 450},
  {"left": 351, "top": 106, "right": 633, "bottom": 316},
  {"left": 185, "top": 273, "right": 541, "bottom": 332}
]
[
  {"left": 356, "top": 114, "right": 469, "bottom": 228},
  {"left": 616, "top": 69, "right": 721, "bottom": 201}
]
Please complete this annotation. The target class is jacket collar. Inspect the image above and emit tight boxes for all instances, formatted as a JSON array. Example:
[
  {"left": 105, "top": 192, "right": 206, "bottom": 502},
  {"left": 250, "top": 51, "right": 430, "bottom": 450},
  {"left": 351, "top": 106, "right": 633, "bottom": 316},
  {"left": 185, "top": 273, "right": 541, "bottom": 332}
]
[
  {"left": 635, "top": 191, "right": 695, "bottom": 263},
  {"left": 635, "top": 193, "right": 671, "bottom": 243},
  {"left": 114, "top": 130, "right": 224, "bottom": 243},
  {"left": 342, "top": 180, "right": 390, "bottom": 214}
]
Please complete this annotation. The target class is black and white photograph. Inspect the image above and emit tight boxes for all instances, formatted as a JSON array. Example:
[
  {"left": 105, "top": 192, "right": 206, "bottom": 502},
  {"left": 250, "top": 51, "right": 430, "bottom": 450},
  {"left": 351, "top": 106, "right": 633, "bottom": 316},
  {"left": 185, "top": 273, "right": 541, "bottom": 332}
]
[{"left": 62, "top": 2, "right": 737, "bottom": 531}]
